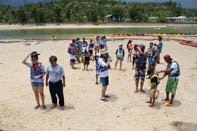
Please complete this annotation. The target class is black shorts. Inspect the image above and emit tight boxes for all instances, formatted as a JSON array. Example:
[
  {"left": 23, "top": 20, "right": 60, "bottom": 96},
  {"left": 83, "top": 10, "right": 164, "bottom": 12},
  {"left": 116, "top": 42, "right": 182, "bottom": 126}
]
[
  {"left": 89, "top": 50, "right": 93, "bottom": 55},
  {"left": 70, "top": 59, "right": 75, "bottom": 63}
]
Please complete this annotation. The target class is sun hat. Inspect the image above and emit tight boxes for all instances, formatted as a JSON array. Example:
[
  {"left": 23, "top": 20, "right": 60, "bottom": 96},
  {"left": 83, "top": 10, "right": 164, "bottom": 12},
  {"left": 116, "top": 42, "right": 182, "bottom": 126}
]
[
  {"left": 31, "top": 51, "right": 40, "bottom": 57},
  {"left": 119, "top": 43, "right": 123, "bottom": 46}
]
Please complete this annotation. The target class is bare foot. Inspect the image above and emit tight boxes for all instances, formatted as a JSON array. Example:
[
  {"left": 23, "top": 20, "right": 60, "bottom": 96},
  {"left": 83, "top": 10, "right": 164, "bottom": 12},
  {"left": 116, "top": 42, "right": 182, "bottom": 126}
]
[
  {"left": 140, "top": 89, "right": 145, "bottom": 93},
  {"left": 135, "top": 90, "right": 138, "bottom": 93},
  {"left": 146, "top": 101, "right": 151, "bottom": 103}
]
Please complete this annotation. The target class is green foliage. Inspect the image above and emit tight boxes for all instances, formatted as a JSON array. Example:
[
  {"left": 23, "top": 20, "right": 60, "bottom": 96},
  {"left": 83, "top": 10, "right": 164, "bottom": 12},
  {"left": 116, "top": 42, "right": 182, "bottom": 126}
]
[{"left": 0, "top": 0, "right": 196, "bottom": 23}]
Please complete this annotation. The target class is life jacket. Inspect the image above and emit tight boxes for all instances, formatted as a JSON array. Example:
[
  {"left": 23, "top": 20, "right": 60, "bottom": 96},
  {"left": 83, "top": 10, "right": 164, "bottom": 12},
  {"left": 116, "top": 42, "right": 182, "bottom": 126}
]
[
  {"left": 149, "top": 53, "right": 157, "bottom": 64},
  {"left": 30, "top": 63, "right": 43, "bottom": 80},
  {"left": 68, "top": 46, "right": 75, "bottom": 55},
  {"left": 166, "top": 61, "right": 180, "bottom": 77},
  {"left": 148, "top": 74, "right": 159, "bottom": 87},
  {"left": 117, "top": 48, "right": 124, "bottom": 57}
]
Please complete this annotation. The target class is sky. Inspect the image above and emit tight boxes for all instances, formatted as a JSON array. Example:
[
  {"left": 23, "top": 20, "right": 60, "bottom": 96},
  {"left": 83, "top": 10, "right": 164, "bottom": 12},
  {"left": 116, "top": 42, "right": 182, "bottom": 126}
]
[{"left": 0, "top": 0, "right": 196, "bottom": 8}]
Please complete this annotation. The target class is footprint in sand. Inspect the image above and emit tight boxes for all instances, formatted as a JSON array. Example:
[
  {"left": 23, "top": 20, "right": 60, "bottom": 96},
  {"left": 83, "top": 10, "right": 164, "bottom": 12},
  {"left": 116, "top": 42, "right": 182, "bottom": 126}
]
[{"left": 171, "top": 121, "right": 197, "bottom": 131}]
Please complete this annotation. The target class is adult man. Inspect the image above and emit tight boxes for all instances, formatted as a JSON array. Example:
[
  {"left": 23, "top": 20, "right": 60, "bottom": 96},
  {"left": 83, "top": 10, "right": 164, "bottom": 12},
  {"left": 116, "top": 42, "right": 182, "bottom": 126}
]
[
  {"left": 134, "top": 44, "right": 147, "bottom": 93},
  {"left": 160, "top": 54, "right": 180, "bottom": 106},
  {"left": 154, "top": 36, "right": 163, "bottom": 64},
  {"left": 46, "top": 56, "right": 66, "bottom": 110}
]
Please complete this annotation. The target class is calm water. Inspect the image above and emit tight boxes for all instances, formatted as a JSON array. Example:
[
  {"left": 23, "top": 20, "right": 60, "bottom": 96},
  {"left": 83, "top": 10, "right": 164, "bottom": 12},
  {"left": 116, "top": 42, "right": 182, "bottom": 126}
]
[{"left": 0, "top": 26, "right": 197, "bottom": 40}]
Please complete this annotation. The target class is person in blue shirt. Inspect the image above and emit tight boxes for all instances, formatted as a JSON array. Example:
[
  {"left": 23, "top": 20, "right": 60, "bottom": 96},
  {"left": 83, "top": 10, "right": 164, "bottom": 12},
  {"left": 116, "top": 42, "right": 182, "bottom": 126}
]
[
  {"left": 154, "top": 36, "right": 163, "bottom": 64},
  {"left": 134, "top": 44, "right": 147, "bottom": 93},
  {"left": 22, "top": 51, "right": 46, "bottom": 110},
  {"left": 115, "top": 43, "right": 125, "bottom": 70}
]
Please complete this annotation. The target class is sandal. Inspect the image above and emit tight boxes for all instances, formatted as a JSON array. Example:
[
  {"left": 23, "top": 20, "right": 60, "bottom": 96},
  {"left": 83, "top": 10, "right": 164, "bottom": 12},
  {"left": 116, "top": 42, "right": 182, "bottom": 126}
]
[
  {"left": 167, "top": 103, "right": 173, "bottom": 107},
  {"left": 161, "top": 98, "right": 169, "bottom": 102},
  {"left": 100, "top": 98, "right": 108, "bottom": 102},
  {"left": 34, "top": 105, "right": 40, "bottom": 110},
  {"left": 105, "top": 95, "right": 110, "bottom": 98}
]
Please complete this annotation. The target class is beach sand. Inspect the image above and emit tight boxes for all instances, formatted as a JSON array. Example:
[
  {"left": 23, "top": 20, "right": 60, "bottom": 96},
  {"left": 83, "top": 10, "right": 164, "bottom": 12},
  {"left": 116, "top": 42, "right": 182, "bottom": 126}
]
[{"left": 0, "top": 38, "right": 197, "bottom": 131}]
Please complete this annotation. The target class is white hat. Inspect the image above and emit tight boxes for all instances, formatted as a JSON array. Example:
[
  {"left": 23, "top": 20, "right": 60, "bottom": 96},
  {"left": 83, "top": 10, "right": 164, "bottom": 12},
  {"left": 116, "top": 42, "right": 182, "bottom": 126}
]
[{"left": 119, "top": 43, "right": 123, "bottom": 46}]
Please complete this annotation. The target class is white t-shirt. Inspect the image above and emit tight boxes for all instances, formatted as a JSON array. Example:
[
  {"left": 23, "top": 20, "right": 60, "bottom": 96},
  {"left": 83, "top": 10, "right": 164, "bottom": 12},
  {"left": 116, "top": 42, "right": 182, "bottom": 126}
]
[
  {"left": 95, "top": 40, "right": 100, "bottom": 46},
  {"left": 170, "top": 62, "right": 179, "bottom": 79},
  {"left": 69, "top": 54, "right": 76, "bottom": 60},
  {"left": 131, "top": 49, "right": 136, "bottom": 55},
  {"left": 98, "top": 58, "right": 108, "bottom": 78},
  {"left": 47, "top": 64, "right": 65, "bottom": 82}
]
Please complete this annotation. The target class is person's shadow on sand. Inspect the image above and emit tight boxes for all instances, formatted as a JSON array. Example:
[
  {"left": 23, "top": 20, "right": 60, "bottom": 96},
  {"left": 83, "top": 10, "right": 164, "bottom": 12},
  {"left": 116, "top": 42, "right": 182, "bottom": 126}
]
[
  {"left": 44, "top": 104, "right": 75, "bottom": 112},
  {"left": 107, "top": 94, "right": 119, "bottom": 102}
]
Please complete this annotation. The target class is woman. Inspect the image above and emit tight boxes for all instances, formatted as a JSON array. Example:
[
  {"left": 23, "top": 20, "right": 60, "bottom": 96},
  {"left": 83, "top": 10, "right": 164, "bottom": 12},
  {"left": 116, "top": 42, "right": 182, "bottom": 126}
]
[{"left": 22, "top": 51, "right": 46, "bottom": 110}]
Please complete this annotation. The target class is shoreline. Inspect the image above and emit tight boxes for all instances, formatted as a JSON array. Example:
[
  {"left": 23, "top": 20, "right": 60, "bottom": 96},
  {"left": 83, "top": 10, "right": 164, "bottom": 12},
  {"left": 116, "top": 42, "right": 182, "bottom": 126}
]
[{"left": 1, "top": 23, "right": 197, "bottom": 30}]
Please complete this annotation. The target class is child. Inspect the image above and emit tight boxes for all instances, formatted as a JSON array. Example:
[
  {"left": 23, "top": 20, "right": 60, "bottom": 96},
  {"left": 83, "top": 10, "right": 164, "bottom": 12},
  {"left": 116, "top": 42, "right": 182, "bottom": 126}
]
[
  {"left": 98, "top": 49, "right": 111, "bottom": 102},
  {"left": 46, "top": 56, "right": 66, "bottom": 110},
  {"left": 22, "top": 51, "right": 46, "bottom": 110},
  {"left": 127, "top": 40, "right": 133, "bottom": 62},
  {"left": 146, "top": 69, "right": 160, "bottom": 107},
  {"left": 83, "top": 49, "right": 90, "bottom": 71},
  {"left": 88, "top": 39, "right": 94, "bottom": 60},
  {"left": 131, "top": 44, "right": 138, "bottom": 69},
  {"left": 148, "top": 49, "right": 157, "bottom": 72},
  {"left": 95, "top": 53, "right": 100, "bottom": 85},
  {"left": 68, "top": 39, "right": 77, "bottom": 69},
  {"left": 115, "top": 43, "right": 125, "bottom": 70}
]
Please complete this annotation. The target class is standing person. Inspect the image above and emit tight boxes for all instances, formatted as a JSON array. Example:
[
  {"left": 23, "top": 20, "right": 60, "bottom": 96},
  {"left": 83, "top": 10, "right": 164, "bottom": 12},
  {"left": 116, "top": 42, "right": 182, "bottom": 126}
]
[
  {"left": 95, "top": 53, "right": 100, "bottom": 85},
  {"left": 75, "top": 38, "right": 82, "bottom": 63},
  {"left": 83, "top": 49, "right": 90, "bottom": 71},
  {"left": 68, "top": 39, "right": 77, "bottom": 69},
  {"left": 134, "top": 44, "right": 147, "bottom": 93},
  {"left": 127, "top": 40, "right": 133, "bottom": 62},
  {"left": 132, "top": 44, "right": 138, "bottom": 69},
  {"left": 147, "top": 42, "right": 155, "bottom": 57},
  {"left": 94, "top": 35, "right": 101, "bottom": 56},
  {"left": 46, "top": 56, "right": 66, "bottom": 110},
  {"left": 22, "top": 52, "right": 46, "bottom": 109},
  {"left": 148, "top": 49, "right": 157, "bottom": 72},
  {"left": 88, "top": 39, "right": 94, "bottom": 60},
  {"left": 154, "top": 36, "right": 163, "bottom": 64},
  {"left": 81, "top": 37, "right": 88, "bottom": 62},
  {"left": 146, "top": 69, "right": 160, "bottom": 107},
  {"left": 160, "top": 54, "right": 180, "bottom": 106},
  {"left": 115, "top": 43, "right": 125, "bottom": 70},
  {"left": 98, "top": 49, "right": 110, "bottom": 102},
  {"left": 101, "top": 35, "right": 107, "bottom": 48}
]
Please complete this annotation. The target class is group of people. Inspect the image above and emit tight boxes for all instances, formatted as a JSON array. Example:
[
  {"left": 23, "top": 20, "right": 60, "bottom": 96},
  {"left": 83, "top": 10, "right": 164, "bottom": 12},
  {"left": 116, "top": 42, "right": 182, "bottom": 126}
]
[{"left": 23, "top": 35, "right": 180, "bottom": 110}]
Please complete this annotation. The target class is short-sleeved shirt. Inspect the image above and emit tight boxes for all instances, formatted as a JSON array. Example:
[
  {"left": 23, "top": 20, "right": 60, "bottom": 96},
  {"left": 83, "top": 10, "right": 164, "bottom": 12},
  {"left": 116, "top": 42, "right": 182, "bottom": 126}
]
[
  {"left": 47, "top": 64, "right": 65, "bottom": 83},
  {"left": 98, "top": 58, "right": 108, "bottom": 78},
  {"left": 157, "top": 41, "right": 163, "bottom": 53},
  {"left": 147, "top": 47, "right": 155, "bottom": 54},
  {"left": 26, "top": 62, "right": 45, "bottom": 83}
]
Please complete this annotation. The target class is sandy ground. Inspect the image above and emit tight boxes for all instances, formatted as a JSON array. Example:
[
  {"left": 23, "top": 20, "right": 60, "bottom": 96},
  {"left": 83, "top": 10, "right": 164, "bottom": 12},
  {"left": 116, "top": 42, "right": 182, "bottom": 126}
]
[
  {"left": 0, "top": 23, "right": 169, "bottom": 30},
  {"left": 0, "top": 38, "right": 197, "bottom": 131}
]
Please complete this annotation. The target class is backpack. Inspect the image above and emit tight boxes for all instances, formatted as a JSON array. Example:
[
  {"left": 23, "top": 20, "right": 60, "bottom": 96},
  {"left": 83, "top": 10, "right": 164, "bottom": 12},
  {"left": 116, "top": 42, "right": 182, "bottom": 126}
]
[{"left": 166, "top": 61, "right": 180, "bottom": 77}]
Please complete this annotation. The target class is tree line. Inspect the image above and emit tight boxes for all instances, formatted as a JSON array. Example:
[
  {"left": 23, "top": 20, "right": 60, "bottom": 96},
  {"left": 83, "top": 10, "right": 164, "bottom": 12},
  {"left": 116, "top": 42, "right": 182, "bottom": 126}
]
[{"left": 0, "top": 0, "right": 197, "bottom": 24}]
